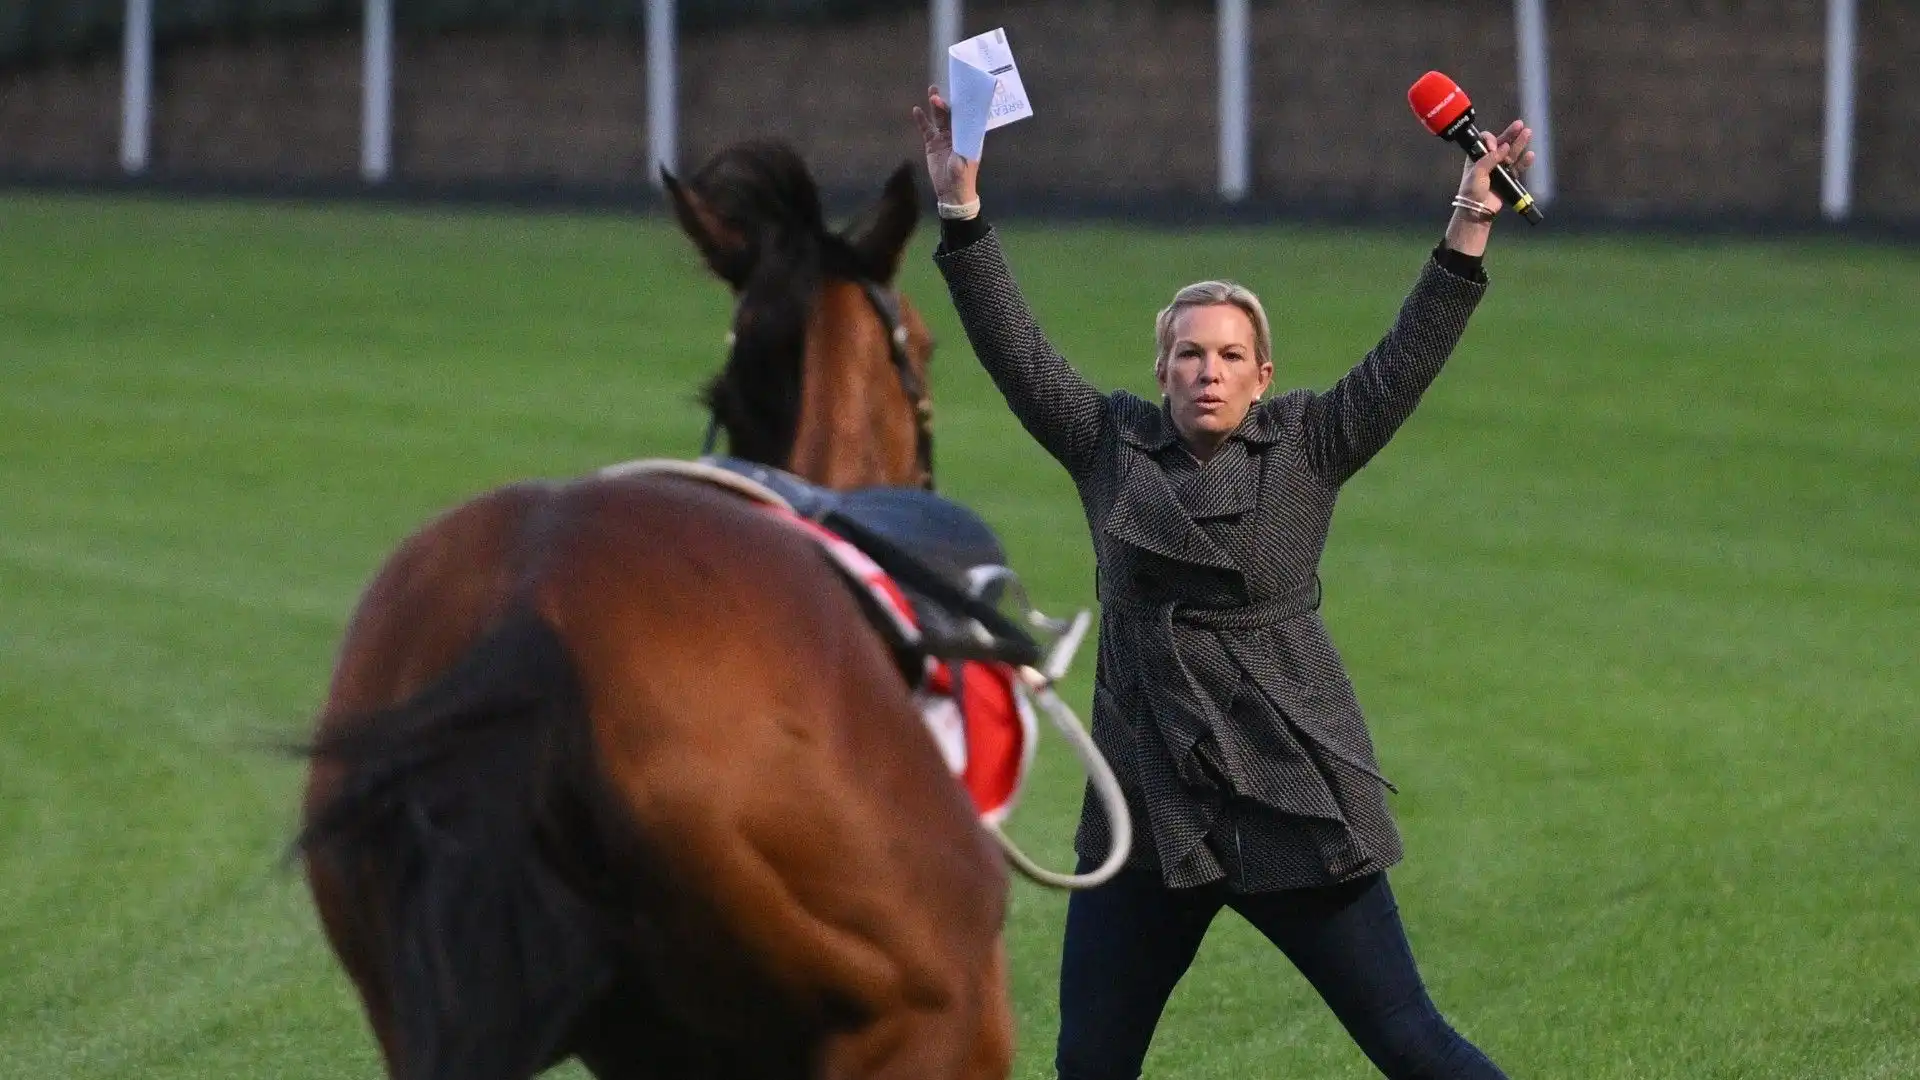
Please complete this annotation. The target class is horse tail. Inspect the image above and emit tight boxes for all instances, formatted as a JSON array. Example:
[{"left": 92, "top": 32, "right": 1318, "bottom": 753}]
[{"left": 298, "top": 604, "right": 625, "bottom": 1080}]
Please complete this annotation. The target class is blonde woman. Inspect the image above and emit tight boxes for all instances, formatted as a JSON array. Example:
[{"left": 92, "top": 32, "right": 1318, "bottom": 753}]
[{"left": 913, "top": 88, "right": 1528, "bottom": 1079}]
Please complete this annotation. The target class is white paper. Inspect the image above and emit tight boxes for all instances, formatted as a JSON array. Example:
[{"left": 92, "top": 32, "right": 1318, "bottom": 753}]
[{"left": 946, "top": 27, "right": 1034, "bottom": 160}]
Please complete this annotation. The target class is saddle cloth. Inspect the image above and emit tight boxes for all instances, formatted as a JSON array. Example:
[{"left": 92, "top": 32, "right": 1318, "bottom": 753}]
[{"left": 775, "top": 505, "right": 1038, "bottom": 824}]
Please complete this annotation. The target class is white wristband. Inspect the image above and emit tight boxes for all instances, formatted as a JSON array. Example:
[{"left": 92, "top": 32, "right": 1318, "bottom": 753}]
[{"left": 937, "top": 197, "right": 982, "bottom": 221}]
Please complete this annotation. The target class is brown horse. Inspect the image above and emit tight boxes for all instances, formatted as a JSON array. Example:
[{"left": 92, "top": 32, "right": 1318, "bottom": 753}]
[{"left": 298, "top": 143, "right": 1013, "bottom": 1080}]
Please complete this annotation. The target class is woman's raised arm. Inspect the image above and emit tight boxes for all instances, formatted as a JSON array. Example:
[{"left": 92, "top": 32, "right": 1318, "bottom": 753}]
[
  {"left": 914, "top": 88, "right": 1112, "bottom": 479},
  {"left": 1301, "top": 121, "right": 1530, "bottom": 485}
]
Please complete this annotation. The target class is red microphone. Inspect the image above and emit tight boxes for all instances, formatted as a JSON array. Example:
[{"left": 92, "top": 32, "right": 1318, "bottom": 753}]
[{"left": 1408, "top": 70, "right": 1542, "bottom": 224}]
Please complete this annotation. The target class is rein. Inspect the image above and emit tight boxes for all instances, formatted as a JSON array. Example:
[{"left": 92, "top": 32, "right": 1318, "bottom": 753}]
[{"left": 701, "top": 277, "right": 935, "bottom": 489}]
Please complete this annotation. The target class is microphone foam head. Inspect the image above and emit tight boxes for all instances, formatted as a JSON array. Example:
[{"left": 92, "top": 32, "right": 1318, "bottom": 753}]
[{"left": 1408, "top": 71, "right": 1472, "bottom": 134}]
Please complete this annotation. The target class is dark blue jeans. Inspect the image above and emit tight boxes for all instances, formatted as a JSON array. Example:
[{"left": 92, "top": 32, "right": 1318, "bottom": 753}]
[{"left": 1056, "top": 863, "right": 1507, "bottom": 1080}]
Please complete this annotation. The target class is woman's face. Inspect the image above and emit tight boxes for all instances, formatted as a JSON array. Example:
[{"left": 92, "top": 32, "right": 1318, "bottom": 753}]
[{"left": 1157, "top": 303, "right": 1272, "bottom": 453}]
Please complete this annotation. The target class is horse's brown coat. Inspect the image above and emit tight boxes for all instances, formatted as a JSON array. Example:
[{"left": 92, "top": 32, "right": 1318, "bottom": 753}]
[{"left": 300, "top": 144, "right": 1013, "bottom": 1080}]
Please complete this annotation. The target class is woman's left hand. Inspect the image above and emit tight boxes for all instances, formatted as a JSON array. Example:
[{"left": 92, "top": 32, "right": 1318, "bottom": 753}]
[{"left": 1458, "top": 120, "right": 1534, "bottom": 213}]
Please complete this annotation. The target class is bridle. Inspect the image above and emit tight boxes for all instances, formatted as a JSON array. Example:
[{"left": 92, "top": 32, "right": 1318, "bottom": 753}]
[{"left": 701, "top": 278, "right": 935, "bottom": 490}]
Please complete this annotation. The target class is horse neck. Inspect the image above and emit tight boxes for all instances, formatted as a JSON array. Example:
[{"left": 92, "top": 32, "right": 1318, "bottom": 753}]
[{"left": 784, "top": 282, "right": 921, "bottom": 490}]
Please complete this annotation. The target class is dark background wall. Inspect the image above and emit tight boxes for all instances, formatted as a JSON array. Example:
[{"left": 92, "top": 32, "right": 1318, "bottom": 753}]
[{"left": 1, "top": 0, "right": 1914, "bottom": 223}]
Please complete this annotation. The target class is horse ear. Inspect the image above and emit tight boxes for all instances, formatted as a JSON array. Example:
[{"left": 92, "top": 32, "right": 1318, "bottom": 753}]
[
  {"left": 663, "top": 167, "right": 753, "bottom": 289},
  {"left": 844, "top": 162, "right": 920, "bottom": 284}
]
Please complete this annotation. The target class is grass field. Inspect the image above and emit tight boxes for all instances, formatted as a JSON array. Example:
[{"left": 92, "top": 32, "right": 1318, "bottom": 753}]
[{"left": 1, "top": 192, "right": 1915, "bottom": 1079}]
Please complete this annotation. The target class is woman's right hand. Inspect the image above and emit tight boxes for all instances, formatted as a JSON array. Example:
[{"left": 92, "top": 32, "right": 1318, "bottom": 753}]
[{"left": 911, "top": 85, "right": 981, "bottom": 207}]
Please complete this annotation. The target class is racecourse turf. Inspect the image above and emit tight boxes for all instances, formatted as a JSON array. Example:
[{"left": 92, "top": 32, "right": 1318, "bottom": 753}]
[{"left": 0, "top": 193, "right": 1914, "bottom": 1079}]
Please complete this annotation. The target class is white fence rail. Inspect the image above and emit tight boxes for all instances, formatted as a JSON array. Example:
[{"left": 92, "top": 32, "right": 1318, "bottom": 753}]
[
  {"left": 646, "top": 0, "right": 678, "bottom": 184},
  {"left": 119, "top": 0, "right": 152, "bottom": 174},
  {"left": 108, "top": 0, "right": 1864, "bottom": 219},
  {"left": 1513, "top": 0, "right": 1555, "bottom": 206},
  {"left": 931, "top": 0, "right": 962, "bottom": 98},
  {"left": 1217, "top": 0, "right": 1250, "bottom": 203},
  {"left": 361, "top": 0, "right": 394, "bottom": 182},
  {"left": 1821, "top": 0, "right": 1857, "bottom": 220}
]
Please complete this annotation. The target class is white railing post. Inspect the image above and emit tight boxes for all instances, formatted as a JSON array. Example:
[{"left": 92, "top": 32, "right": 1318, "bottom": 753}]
[
  {"left": 646, "top": 0, "right": 678, "bottom": 185},
  {"left": 931, "top": 0, "right": 963, "bottom": 92},
  {"left": 1821, "top": 0, "right": 1858, "bottom": 220},
  {"left": 362, "top": 0, "right": 394, "bottom": 183},
  {"left": 120, "top": 0, "right": 153, "bottom": 174},
  {"left": 1513, "top": 0, "right": 1555, "bottom": 204},
  {"left": 1217, "top": 0, "right": 1249, "bottom": 202}
]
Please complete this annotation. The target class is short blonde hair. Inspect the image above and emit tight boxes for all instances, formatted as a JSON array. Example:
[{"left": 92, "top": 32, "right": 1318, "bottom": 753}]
[{"left": 1154, "top": 280, "right": 1273, "bottom": 372}]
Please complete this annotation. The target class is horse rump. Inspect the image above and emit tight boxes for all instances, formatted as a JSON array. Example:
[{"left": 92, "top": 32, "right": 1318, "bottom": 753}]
[{"left": 298, "top": 605, "right": 628, "bottom": 1080}]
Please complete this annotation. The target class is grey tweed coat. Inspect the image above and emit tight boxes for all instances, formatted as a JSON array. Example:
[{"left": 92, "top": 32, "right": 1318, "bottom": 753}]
[{"left": 934, "top": 228, "right": 1488, "bottom": 891}]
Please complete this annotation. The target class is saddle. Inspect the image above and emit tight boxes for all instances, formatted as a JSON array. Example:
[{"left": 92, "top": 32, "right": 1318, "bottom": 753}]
[{"left": 696, "top": 456, "right": 1047, "bottom": 673}]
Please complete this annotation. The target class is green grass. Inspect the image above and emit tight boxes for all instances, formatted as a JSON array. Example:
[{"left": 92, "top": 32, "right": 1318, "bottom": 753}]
[{"left": 1, "top": 193, "right": 1915, "bottom": 1079}]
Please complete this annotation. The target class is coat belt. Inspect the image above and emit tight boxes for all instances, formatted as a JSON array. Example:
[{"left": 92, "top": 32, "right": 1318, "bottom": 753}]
[
  {"left": 1161, "top": 574, "right": 1322, "bottom": 631},
  {"left": 1104, "top": 573, "right": 1396, "bottom": 797}
]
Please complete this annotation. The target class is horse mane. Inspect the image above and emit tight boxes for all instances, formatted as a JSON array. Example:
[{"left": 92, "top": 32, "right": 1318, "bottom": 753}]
[{"left": 690, "top": 141, "right": 885, "bottom": 468}]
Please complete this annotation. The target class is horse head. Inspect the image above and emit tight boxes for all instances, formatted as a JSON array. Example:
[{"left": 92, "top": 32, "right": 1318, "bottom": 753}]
[{"left": 663, "top": 141, "right": 933, "bottom": 490}]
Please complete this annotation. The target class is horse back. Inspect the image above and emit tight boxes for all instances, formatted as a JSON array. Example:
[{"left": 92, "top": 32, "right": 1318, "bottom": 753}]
[{"left": 304, "top": 472, "right": 1007, "bottom": 1079}]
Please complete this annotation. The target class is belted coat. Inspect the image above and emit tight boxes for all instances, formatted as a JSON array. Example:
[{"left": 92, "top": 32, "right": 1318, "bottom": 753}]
[{"left": 934, "top": 228, "right": 1488, "bottom": 891}]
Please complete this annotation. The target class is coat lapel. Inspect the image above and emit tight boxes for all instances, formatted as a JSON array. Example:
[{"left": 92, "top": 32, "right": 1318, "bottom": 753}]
[
  {"left": 1101, "top": 400, "right": 1278, "bottom": 571},
  {"left": 1102, "top": 409, "right": 1236, "bottom": 572},
  {"left": 1176, "top": 440, "right": 1258, "bottom": 520}
]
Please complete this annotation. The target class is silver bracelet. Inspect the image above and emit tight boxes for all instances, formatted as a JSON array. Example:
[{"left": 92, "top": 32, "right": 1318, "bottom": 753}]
[
  {"left": 1451, "top": 195, "right": 1498, "bottom": 221},
  {"left": 937, "top": 197, "right": 982, "bottom": 221}
]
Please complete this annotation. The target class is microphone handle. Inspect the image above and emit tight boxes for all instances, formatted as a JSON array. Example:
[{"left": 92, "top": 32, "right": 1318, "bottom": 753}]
[{"left": 1454, "top": 118, "right": 1544, "bottom": 225}]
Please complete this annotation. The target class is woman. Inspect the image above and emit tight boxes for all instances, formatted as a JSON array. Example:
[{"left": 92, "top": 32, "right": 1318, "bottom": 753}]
[{"left": 912, "top": 88, "right": 1529, "bottom": 1079}]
